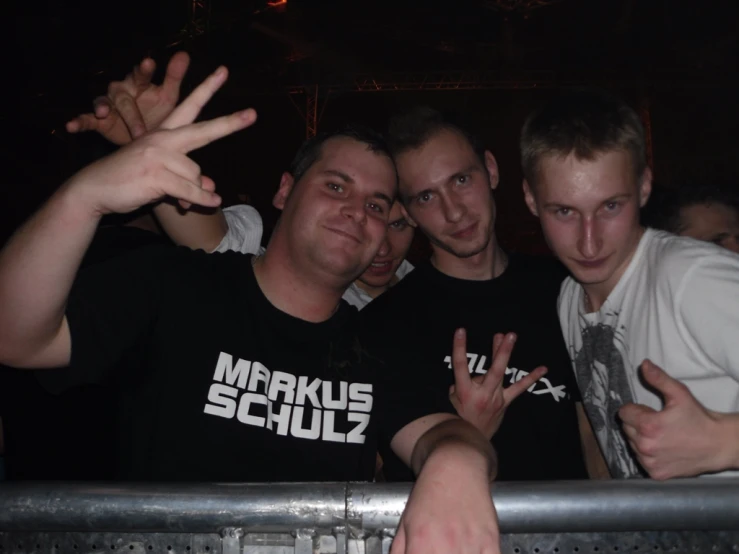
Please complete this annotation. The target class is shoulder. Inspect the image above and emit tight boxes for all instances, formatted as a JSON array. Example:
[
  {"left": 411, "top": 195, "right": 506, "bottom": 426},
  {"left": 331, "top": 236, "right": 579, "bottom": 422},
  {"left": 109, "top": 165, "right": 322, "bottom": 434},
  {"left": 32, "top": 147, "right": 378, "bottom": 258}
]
[
  {"left": 644, "top": 229, "right": 739, "bottom": 284},
  {"left": 223, "top": 203, "right": 262, "bottom": 224},
  {"left": 358, "top": 266, "right": 426, "bottom": 329},
  {"left": 216, "top": 204, "right": 264, "bottom": 254},
  {"left": 508, "top": 253, "right": 569, "bottom": 297},
  {"left": 86, "top": 243, "right": 253, "bottom": 289}
]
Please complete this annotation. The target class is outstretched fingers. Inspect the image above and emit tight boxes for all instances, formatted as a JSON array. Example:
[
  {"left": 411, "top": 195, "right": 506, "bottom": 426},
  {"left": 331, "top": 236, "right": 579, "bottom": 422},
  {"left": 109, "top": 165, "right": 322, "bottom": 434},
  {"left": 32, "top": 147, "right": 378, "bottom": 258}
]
[
  {"left": 170, "top": 108, "right": 258, "bottom": 154},
  {"left": 161, "top": 51, "right": 190, "bottom": 100},
  {"left": 503, "top": 365, "right": 547, "bottom": 405},
  {"left": 451, "top": 328, "right": 472, "bottom": 398},
  {"left": 132, "top": 57, "right": 156, "bottom": 90},
  {"left": 481, "top": 333, "right": 515, "bottom": 395},
  {"left": 161, "top": 66, "right": 230, "bottom": 130}
]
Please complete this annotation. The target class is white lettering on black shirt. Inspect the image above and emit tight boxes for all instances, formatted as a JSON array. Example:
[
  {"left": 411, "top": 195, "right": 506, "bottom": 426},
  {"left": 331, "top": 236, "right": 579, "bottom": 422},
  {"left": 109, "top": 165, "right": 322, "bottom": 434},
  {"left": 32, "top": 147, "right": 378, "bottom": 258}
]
[{"left": 203, "top": 351, "right": 371, "bottom": 443}]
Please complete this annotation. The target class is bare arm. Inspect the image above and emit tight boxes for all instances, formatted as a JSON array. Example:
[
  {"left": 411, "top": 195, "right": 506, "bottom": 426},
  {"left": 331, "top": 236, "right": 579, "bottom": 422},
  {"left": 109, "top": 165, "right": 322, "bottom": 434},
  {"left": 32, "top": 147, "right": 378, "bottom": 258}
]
[
  {"left": 153, "top": 202, "right": 229, "bottom": 252},
  {"left": 0, "top": 67, "right": 251, "bottom": 370},
  {"left": 389, "top": 413, "right": 500, "bottom": 554},
  {"left": 391, "top": 413, "right": 497, "bottom": 479},
  {"left": 0, "top": 184, "right": 98, "bottom": 368},
  {"left": 577, "top": 402, "right": 611, "bottom": 479}
]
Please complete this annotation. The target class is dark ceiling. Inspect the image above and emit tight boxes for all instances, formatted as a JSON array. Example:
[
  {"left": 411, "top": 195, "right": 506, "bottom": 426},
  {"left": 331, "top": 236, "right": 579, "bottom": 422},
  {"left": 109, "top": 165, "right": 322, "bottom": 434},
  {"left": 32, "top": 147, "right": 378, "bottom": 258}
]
[
  {"left": 11, "top": 0, "right": 738, "bottom": 103},
  {"left": 3, "top": 0, "right": 738, "bottom": 248}
]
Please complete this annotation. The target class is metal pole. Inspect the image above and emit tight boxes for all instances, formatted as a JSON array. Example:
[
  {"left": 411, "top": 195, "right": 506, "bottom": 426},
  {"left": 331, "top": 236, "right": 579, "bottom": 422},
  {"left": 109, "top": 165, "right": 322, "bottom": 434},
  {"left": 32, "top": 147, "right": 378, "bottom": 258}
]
[{"left": 2, "top": 480, "right": 739, "bottom": 533}]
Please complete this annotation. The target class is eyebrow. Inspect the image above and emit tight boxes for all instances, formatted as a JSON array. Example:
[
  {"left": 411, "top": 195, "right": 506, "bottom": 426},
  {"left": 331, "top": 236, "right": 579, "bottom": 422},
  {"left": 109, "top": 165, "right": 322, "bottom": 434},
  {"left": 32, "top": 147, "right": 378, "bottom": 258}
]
[
  {"left": 321, "top": 169, "right": 353, "bottom": 182},
  {"left": 322, "top": 169, "right": 393, "bottom": 206},
  {"left": 372, "top": 192, "right": 394, "bottom": 206},
  {"left": 445, "top": 164, "right": 480, "bottom": 186},
  {"left": 406, "top": 164, "right": 481, "bottom": 203},
  {"left": 543, "top": 193, "right": 633, "bottom": 210}
]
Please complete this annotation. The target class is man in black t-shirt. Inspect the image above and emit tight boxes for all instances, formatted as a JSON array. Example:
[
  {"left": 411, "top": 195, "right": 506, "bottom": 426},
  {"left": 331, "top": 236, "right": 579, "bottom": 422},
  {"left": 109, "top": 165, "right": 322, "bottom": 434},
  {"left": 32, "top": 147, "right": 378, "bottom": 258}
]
[
  {"left": 0, "top": 68, "right": 505, "bottom": 553},
  {"left": 360, "top": 107, "right": 607, "bottom": 481}
]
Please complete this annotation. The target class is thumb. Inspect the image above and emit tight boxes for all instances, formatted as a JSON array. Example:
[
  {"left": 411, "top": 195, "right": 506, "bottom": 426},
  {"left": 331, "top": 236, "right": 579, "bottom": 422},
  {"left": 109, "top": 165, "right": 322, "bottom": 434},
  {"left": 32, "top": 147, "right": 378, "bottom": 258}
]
[{"left": 640, "top": 359, "right": 689, "bottom": 407}]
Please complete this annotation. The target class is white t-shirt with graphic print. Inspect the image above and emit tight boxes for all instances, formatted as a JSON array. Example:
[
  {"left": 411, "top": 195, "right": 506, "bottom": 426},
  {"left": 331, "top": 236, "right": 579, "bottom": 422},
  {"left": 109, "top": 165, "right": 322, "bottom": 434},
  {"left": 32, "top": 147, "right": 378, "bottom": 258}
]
[
  {"left": 213, "top": 204, "right": 413, "bottom": 310},
  {"left": 559, "top": 228, "right": 739, "bottom": 478}
]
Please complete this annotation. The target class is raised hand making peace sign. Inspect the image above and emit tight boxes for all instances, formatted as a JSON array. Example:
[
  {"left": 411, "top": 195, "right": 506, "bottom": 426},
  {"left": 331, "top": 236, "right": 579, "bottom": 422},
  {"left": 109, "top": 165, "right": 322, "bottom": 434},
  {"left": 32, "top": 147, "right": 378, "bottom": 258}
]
[
  {"left": 68, "top": 66, "right": 257, "bottom": 216},
  {"left": 449, "top": 328, "right": 548, "bottom": 439}
]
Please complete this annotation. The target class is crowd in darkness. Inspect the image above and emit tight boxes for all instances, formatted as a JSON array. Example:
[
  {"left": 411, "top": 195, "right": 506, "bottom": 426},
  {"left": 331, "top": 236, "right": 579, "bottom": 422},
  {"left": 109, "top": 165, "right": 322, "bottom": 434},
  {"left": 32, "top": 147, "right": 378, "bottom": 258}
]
[{"left": 0, "top": 51, "right": 738, "bottom": 552}]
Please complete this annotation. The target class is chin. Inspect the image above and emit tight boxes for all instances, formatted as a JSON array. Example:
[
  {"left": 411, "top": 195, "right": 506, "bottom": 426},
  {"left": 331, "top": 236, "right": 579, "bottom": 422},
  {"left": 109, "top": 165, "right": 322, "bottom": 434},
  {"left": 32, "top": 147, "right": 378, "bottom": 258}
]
[
  {"left": 358, "top": 276, "right": 393, "bottom": 289},
  {"left": 570, "top": 266, "right": 615, "bottom": 287},
  {"left": 315, "top": 252, "right": 366, "bottom": 279}
]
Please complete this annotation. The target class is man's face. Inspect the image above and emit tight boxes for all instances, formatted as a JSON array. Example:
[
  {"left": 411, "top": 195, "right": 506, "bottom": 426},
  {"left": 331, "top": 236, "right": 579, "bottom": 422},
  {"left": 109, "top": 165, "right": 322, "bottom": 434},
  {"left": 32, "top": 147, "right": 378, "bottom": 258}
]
[
  {"left": 395, "top": 129, "right": 498, "bottom": 259},
  {"left": 356, "top": 201, "right": 414, "bottom": 290},
  {"left": 524, "top": 150, "right": 651, "bottom": 296},
  {"left": 678, "top": 202, "right": 739, "bottom": 254},
  {"left": 274, "top": 137, "right": 397, "bottom": 284}
]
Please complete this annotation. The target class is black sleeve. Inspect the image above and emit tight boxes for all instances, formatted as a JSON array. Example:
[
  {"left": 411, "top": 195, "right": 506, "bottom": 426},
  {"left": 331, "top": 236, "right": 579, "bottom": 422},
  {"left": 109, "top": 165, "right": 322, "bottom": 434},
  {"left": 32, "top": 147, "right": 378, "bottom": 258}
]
[{"left": 39, "top": 244, "right": 178, "bottom": 393}]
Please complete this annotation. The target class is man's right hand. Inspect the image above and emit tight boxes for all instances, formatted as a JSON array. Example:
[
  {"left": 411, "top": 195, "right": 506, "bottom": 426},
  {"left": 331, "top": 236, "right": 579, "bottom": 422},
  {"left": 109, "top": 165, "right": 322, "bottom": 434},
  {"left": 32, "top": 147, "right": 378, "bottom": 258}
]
[
  {"left": 449, "top": 328, "right": 547, "bottom": 439},
  {"left": 66, "top": 52, "right": 190, "bottom": 145},
  {"left": 67, "top": 66, "right": 257, "bottom": 216}
]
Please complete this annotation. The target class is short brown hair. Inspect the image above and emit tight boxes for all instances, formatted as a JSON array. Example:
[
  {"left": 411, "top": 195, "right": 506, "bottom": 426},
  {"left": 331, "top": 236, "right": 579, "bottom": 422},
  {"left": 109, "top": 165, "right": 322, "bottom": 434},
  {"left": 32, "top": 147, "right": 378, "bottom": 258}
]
[{"left": 520, "top": 88, "right": 647, "bottom": 187}]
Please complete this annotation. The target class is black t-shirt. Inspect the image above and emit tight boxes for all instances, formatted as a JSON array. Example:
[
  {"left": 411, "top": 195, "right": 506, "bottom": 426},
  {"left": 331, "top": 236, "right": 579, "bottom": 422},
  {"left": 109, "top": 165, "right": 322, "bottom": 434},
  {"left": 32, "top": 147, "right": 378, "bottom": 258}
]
[
  {"left": 55, "top": 245, "right": 422, "bottom": 482},
  {"left": 359, "top": 254, "right": 588, "bottom": 482}
]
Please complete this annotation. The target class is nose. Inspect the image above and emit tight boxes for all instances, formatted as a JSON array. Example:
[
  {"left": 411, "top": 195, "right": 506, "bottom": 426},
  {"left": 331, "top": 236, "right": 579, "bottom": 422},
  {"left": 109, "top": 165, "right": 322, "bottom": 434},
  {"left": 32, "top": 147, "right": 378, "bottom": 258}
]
[
  {"left": 375, "top": 236, "right": 391, "bottom": 258},
  {"left": 577, "top": 216, "right": 603, "bottom": 259},
  {"left": 440, "top": 191, "right": 465, "bottom": 223},
  {"left": 341, "top": 196, "right": 367, "bottom": 224}
]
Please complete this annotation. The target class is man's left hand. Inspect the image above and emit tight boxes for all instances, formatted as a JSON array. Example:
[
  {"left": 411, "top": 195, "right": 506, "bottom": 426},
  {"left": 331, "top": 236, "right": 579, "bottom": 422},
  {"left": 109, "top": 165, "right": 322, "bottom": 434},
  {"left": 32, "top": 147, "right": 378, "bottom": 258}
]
[{"left": 619, "top": 359, "right": 739, "bottom": 479}]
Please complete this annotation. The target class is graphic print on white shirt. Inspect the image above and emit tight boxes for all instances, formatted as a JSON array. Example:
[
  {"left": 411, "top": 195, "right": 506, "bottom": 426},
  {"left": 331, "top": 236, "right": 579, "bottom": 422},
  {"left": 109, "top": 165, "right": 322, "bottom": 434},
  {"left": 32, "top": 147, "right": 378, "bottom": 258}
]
[{"left": 571, "top": 319, "right": 643, "bottom": 478}]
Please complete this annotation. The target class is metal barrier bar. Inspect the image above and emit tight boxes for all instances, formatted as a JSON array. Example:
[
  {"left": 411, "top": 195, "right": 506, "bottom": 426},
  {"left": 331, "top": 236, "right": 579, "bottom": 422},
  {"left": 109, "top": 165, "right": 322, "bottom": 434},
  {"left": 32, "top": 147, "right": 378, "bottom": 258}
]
[{"left": 2, "top": 480, "right": 739, "bottom": 533}]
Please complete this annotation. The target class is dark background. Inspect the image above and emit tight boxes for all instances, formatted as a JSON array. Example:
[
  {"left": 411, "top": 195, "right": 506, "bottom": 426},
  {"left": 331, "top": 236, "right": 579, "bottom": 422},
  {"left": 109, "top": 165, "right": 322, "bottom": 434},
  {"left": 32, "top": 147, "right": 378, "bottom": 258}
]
[{"left": 3, "top": 0, "right": 738, "bottom": 254}]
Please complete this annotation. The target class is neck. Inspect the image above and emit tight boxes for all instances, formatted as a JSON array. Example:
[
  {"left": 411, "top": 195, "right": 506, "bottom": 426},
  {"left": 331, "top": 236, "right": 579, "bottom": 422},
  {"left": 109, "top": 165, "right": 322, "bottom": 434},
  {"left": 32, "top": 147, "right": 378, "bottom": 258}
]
[
  {"left": 355, "top": 275, "right": 397, "bottom": 299},
  {"left": 582, "top": 226, "right": 646, "bottom": 313},
  {"left": 430, "top": 238, "right": 507, "bottom": 281},
  {"left": 252, "top": 248, "right": 345, "bottom": 323}
]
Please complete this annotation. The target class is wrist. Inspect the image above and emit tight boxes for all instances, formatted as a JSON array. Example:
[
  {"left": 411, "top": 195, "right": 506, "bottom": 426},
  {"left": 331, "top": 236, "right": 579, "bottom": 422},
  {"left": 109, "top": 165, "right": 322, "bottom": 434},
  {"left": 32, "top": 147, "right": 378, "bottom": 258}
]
[
  {"left": 714, "top": 412, "right": 739, "bottom": 472},
  {"left": 421, "top": 440, "right": 494, "bottom": 482},
  {"left": 58, "top": 171, "right": 108, "bottom": 222}
]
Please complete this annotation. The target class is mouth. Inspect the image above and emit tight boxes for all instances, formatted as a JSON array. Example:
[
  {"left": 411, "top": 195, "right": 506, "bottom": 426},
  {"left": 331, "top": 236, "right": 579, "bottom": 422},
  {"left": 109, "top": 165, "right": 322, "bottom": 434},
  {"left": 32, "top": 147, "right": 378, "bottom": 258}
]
[
  {"left": 325, "top": 226, "right": 361, "bottom": 244},
  {"left": 573, "top": 256, "right": 610, "bottom": 269},
  {"left": 365, "top": 259, "right": 395, "bottom": 276},
  {"left": 450, "top": 222, "right": 478, "bottom": 240}
]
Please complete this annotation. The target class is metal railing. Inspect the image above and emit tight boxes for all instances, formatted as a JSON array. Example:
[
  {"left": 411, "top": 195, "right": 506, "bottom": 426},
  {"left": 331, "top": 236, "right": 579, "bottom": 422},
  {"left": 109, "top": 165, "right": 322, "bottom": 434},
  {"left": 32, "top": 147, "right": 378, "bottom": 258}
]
[{"left": 2, "top": 480, "right": 739, "bottom": 553}]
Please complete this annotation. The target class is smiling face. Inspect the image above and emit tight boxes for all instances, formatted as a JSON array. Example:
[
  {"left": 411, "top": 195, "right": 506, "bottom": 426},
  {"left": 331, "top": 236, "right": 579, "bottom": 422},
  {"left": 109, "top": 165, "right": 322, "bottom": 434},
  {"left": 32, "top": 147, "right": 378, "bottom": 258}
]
[
  {"left": 524, "top": 149, "right": 652, "bottom": 304},
  {"left": 356, "top": 200, "right": 415, "bottom": 294},
  {"left": 273, "top": 136, "right": 398, "bottom": 285},
  {"left": 395, "top": 129, "right": 499, "bottom": 262}
]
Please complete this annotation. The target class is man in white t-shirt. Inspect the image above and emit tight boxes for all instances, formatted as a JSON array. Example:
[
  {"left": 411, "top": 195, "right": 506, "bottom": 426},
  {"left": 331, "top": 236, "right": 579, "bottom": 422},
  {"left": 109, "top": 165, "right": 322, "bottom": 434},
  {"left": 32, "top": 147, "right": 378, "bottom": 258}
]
[{"left": 519, "top": 88, "right": 739, "bottom": 479}]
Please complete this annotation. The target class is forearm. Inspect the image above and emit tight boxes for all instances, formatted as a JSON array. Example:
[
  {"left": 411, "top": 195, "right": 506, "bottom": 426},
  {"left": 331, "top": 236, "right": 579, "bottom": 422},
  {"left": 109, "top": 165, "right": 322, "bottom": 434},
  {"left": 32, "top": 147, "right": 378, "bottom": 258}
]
[
  {"left": 577, "top": 403, "right": 611, "bottom": 479},
  {"left": 153, "top": 202, "right": 228, "bottom": 252},
  {"left": 0, "top": 182, "right": 100, "bottom": 366},
  {"left": 411, "top": 418, "right": 498, "bottom": 480}
]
